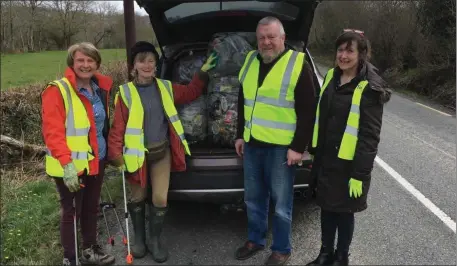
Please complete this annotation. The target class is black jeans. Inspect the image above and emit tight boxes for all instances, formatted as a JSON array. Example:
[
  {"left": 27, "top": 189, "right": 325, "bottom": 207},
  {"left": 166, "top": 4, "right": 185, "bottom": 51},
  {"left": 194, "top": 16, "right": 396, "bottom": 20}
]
[{"left": 320, "top": 209, "right": 354, "bottom": 254}]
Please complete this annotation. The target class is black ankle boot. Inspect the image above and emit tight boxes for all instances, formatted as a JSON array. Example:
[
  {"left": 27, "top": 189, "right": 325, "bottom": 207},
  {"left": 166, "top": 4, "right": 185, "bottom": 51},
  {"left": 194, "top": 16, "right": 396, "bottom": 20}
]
[
  {"left": 306, "top": 246, "right": 335, "bottom": 266},
  {"left": 331, "top": 250, "right": 349, "bottom": 266},
  {"left": 127, "top": 201, "right": 147, "bottom": 258},
  {"left": 147, "top": 205, "right": 169, "bottom": 263}
]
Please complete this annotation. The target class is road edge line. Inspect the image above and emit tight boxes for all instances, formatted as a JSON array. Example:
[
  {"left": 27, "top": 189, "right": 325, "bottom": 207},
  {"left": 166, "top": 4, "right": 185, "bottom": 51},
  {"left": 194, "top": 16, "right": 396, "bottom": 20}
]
[
  {"left": 415, "top": 102, "right": 452, "bottom": 116},
  {"left": 375, "top": 156, "right": 456, "bottom": 233}
]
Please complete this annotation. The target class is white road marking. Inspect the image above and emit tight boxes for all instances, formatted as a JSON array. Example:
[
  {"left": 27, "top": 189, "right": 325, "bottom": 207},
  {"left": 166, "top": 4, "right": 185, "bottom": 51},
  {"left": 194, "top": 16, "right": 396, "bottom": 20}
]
[
  {"left": 415, "top": 102, "right": 452, "bottom": 116},
  {"left": 375, "top": 156, "right": 456, "bottom": 233}
]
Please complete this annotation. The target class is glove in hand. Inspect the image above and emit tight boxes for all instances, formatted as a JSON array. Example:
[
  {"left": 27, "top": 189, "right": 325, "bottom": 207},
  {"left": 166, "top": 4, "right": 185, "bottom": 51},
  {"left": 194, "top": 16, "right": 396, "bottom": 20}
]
[
  {"left": 63, "top": 162, "right": 80, "bottom": 193},
  {"left": 349, "top": 178, "right": 363, "bottom": 198},
  {"left": 201, "top": 52, "right": 219, "bottom": 72}
]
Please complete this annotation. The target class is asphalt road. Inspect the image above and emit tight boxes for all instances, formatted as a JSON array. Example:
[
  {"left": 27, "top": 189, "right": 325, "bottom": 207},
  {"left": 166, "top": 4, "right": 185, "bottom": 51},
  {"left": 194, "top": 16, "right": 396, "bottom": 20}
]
[{"left": 98, "top": 64, "right": 456, "bottom": 265}]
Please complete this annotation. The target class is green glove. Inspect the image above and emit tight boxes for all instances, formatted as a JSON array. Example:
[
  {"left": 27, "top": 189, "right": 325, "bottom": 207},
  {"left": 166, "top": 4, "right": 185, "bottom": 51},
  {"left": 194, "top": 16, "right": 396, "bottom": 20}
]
[
  {"left": 349, "top": 178, "right": 363, "bottom": 198},
  {"left": 63, "top": 162, "right": 80, "bottom": 193},
  {"left": 201, "top": 52, "right": 219, "bottom": 72}
]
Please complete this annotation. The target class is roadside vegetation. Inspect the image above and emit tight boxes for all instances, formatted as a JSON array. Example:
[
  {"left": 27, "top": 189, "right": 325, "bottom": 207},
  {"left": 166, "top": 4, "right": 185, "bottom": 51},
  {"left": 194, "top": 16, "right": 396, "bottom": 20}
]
[{"left": 308, "top": 0, "right": 455, "bottom": 110}]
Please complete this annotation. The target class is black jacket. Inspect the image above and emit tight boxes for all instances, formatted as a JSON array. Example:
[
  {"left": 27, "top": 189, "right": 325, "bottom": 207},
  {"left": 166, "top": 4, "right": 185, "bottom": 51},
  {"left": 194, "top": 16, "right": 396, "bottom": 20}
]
[{"left": 310, "top": 62, "right": 391, "bottom": 213}]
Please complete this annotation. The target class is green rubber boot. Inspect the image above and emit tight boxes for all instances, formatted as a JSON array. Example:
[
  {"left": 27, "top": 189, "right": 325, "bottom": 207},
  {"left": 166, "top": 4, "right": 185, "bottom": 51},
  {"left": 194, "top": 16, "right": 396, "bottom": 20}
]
[
  {"left": 127, "top": 201, "right": 147, "bottom": 258},
  {"left": 147, "top": 205, "right": 169, "bottom": 263}
]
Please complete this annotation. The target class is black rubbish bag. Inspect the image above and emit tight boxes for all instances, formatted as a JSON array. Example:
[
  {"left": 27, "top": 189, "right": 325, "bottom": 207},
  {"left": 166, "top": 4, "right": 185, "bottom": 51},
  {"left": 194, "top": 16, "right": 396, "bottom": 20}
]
[
  {"left": 177, "top": 95, "right": 207, "bottom": 144},
  {"left": 172, "top": 53, "right": 207, "bottom": 84},
  {"left": 207, "top": 33, "right": 253, "bottom": 77}
]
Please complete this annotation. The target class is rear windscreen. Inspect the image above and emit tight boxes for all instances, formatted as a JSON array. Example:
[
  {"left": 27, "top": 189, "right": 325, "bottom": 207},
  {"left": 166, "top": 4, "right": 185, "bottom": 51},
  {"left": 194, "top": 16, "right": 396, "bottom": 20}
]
[{"left": 164, "top": 1, "right": 299, "bottom": 23}]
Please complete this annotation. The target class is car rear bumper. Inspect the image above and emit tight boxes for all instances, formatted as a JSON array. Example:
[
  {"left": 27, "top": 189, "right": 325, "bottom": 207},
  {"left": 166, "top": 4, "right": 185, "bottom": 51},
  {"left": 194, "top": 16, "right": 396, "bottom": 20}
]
[{"left": 169, "top": 158, "right": 313, "bottom": 203}]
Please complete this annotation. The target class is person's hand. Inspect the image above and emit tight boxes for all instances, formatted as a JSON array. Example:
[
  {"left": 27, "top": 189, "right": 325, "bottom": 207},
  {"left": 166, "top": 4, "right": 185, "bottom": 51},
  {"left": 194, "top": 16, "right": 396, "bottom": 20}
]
[
  {"left": 111, "top": 156, "right": 126, "bottom": 172},
  {"left": 234, "top": 139, "right": 245, "bottom": 157},
  {"left": 63, "top": 162, "right": 80, "bottom": 192},
  {"left": 201, "top": 52, "right": 219, "bottom": 72},
  {"left": 287, "top": 149, "right": 302, "bottom": 166},
  {"left": 349, "top": 178, "right": 363, "bottom": 198}
]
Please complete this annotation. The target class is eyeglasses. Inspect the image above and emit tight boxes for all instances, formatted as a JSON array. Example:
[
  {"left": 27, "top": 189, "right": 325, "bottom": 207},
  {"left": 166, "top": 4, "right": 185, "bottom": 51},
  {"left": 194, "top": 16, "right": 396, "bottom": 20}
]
[{"left": 343, "top": 28, "right": 365, "bottom": 36}]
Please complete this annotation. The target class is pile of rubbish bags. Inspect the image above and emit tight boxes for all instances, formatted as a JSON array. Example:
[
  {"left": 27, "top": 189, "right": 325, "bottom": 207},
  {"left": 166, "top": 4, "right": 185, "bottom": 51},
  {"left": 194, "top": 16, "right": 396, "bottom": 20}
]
[
  {"left": 206, "top": 33, "right": 252, "bottom": 147},
  {"left": 173, "top": 33, "right": 254, "bottom": 148}
]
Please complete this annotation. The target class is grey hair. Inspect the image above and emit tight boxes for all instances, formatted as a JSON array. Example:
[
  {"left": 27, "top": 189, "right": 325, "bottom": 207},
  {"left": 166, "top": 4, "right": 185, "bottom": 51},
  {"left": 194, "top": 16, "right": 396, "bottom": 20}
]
[{"left": 257, "top": 16, "right": 285, "bottom": 35}]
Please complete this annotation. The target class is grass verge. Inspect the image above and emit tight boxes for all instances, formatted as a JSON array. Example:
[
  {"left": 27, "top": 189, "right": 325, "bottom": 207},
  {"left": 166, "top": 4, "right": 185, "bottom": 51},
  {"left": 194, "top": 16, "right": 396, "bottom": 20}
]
[
  {"left": 1, "top": 164, "right": 124, "bottom": 265},
  {"left": 1, "top": 164, "right": 61, "bottom": 265}
]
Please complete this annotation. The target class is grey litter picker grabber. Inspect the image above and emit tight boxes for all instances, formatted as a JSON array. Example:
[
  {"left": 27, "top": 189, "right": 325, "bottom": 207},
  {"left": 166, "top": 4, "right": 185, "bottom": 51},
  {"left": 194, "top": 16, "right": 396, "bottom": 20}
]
[
  {"left": 99, "top": 183, "right": 128, "bottom": 246},
  {"left": 100, "top": 199, "right": 115, "bottom": 246}
]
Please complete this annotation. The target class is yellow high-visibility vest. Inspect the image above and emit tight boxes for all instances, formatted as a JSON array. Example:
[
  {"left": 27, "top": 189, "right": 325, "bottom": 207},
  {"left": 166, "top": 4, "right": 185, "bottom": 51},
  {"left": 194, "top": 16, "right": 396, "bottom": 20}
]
[
  {"left": 116, "top": 78, "right": 190, "bottom": 173},
  {"left": 239, "top": 50, "right": 305, "bottom": 145},
  {"left": 312, "top": 68, "right": 369, "bottom": 160},
  {"left": 44, "top": 78, "right": 94, "bottom": 177}
]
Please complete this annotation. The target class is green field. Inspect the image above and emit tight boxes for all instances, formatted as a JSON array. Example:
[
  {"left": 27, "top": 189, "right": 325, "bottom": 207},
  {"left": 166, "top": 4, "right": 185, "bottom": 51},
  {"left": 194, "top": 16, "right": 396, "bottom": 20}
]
[{"left": 1, "top": 49, "right": 126, "bottom": 90}]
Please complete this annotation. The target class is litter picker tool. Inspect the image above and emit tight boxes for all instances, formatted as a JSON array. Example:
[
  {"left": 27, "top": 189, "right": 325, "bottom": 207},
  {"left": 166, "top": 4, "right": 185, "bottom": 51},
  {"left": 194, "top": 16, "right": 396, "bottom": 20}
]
[
  {"left": 99, "top": 199, "right": 115, "bottom": 246},
  {"left": 121, "top": 170, "right": 133, "bottom": 264},
  {"left": 103, "top": 183, "right": 128, "bottom": 245}
]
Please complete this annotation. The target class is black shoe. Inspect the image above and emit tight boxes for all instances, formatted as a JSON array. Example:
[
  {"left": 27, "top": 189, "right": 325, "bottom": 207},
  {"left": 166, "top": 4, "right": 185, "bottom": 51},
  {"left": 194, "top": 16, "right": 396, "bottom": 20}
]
[
  {"left": 331, "top": 250, "right": 349, "bottom": 266},
  {"left": 235, "top": 241, "right": 265, "bottom": 260},
  {"left": 128, "top": 201, "right": 147, "bottom": 258},
  {"left": 147, "top": 205, "right": 169, "bottom": 263},
  {"left": 306, "top": 246, "right": 335, "bottom": 266}
]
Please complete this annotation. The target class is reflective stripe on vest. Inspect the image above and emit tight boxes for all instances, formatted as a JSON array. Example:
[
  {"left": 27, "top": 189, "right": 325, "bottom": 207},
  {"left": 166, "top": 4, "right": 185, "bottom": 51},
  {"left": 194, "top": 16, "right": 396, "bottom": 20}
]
[
  {"left": 312, "top": 68, "right": 369, "bottom": 160},
  {"left": 117, "top": 79, "right": 190, "bottom": 173},
  {"left": 45, "top": 78, "right": 94, "bottom": 177},
  {"left": 239, "top": 49, "right": 305, "bottom": 145}
]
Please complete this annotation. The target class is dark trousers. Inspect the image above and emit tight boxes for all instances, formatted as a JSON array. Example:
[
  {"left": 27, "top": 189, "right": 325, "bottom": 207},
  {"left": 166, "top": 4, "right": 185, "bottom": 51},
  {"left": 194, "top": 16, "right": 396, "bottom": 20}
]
[
  {"left": 320, "top": 209, "right": 354, "bottom": 254},
  {"left": 54, "top": 161, "right": 105, "bottom": 259}
]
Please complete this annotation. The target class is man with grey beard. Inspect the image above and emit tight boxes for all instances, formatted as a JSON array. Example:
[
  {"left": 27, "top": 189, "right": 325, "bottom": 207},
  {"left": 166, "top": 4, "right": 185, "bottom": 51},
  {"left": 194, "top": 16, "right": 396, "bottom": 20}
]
[{"left": 234, "top": 16, "right": 317, "bottom": 265}]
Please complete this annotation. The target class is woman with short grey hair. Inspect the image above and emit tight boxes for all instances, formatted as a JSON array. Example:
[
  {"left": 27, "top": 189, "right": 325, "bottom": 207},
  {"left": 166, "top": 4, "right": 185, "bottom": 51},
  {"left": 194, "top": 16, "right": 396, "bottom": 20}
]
[{"left": 41, "top": 42, "right": 115, "bottom": 266}]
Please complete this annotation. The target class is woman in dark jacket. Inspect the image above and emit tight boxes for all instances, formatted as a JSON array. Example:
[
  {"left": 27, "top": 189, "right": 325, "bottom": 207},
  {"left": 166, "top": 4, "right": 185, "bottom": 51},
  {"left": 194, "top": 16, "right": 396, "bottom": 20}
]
[{"left": 306, "top": 30, "right": 391, "bottom": 266}]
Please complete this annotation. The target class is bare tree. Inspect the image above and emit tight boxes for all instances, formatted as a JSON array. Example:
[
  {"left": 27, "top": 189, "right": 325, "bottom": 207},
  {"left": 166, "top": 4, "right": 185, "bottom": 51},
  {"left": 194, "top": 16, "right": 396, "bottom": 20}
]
[
  {"left": 44, "top": 0, "right": 92, "bottom": 49},
  {"left": 90, "top": 2, "right": 117, "bottom": 47},
  {"left": 17, "top": 0, "right": 44, "bottom": 52}
]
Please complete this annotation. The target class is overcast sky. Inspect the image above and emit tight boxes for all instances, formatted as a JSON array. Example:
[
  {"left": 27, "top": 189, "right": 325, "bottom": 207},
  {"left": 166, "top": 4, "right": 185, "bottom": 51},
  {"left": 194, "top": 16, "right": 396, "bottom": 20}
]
[{"left": 108, "top": 1, "right": 148, "bottom": 15}]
